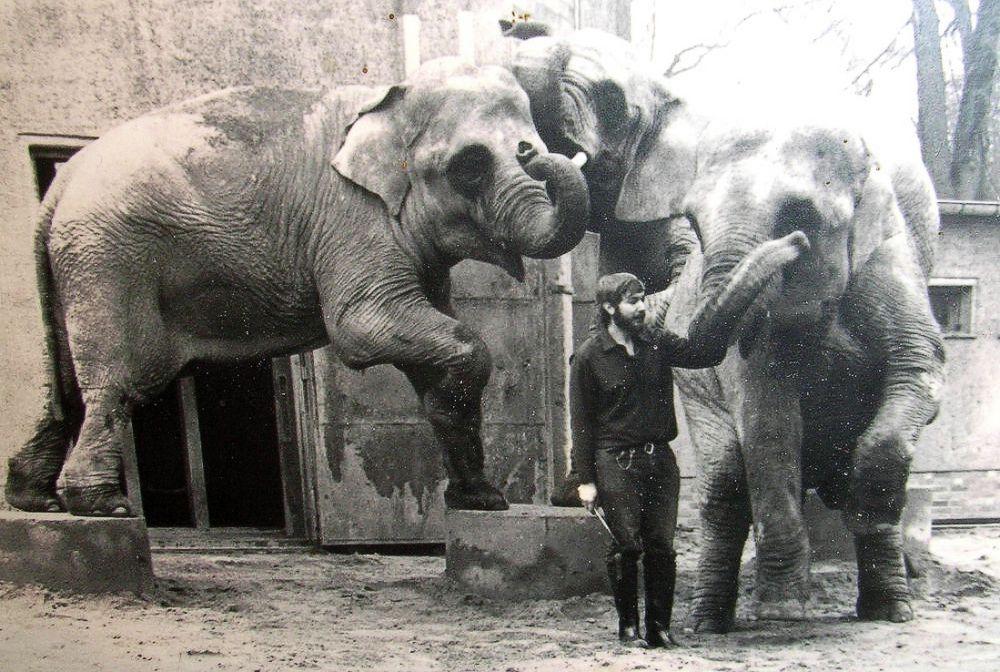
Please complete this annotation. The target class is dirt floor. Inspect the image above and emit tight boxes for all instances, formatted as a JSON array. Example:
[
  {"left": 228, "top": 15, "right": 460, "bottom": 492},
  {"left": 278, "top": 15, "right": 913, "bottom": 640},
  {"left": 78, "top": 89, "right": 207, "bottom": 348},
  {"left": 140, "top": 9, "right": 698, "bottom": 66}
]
[{"left": 2, "top": 525, "right": 998, "bottom": 672}]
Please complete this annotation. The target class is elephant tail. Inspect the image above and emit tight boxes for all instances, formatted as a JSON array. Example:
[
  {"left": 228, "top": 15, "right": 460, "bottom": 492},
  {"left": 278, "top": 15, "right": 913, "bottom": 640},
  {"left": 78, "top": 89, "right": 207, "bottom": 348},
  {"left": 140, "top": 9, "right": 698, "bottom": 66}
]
[{"left": 33, "top": 175, "right": 83, "bottom": 436}]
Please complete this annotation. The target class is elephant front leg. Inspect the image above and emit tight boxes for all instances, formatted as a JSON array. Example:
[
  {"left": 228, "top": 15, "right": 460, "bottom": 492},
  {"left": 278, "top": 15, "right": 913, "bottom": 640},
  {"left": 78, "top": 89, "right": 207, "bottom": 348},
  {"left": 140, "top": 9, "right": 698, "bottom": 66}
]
[
  {"left": 692, "top": 437, "right": 751, "bottom": 633},
  {"left": 725, "top": 347, "right": 811, "bottom": 621},
  {"left": 677, "top": 385, "right": 751, "bottom": 634},
  {"left": 400, "top": 355, "right": 507, "bottom": 511},
  {"left": 840, "top": 239, "right": 945, "bottom": 622},
  {"left": 329, "top": 296, "right": 507, "bottom": 511},
  {"left": 853, "top": 526, "right": 910, "bottom": 622}
]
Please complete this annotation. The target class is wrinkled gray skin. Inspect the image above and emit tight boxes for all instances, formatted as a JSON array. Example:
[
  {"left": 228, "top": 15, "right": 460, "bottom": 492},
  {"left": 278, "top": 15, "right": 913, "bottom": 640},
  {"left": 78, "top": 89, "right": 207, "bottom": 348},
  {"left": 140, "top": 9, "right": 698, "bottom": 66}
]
[
  {"left": 5, "top": 58, "right": 590, "bottom": 518},
  {"left": 504, "top": 23, "right": 945, "bottom": 628}
]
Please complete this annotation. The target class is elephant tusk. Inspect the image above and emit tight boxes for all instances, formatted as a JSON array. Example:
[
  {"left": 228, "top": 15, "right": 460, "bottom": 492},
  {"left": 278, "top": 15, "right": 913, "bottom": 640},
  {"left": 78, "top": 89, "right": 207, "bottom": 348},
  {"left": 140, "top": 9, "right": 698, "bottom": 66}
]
[{"left": 570, "top": 151, "right": 588, "bottom": 168}]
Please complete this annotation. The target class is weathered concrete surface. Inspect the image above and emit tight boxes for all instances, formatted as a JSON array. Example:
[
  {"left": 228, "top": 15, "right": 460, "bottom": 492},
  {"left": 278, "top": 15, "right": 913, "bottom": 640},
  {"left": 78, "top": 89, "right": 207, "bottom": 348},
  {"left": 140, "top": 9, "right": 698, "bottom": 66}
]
[
  {"left": 445, "top": 504, "right": 609, "bottom": 599},
  {"left": 0, "top": 512, "right": 154, "bottom": 594},
  {"left": 805, "top": 486, "right": 934, "bottom": 568}
]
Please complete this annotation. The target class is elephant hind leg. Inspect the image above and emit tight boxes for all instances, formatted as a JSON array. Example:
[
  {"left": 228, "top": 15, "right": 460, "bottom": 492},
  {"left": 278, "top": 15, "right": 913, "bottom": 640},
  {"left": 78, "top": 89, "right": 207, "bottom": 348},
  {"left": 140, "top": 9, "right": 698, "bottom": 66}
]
[
  {"left": 55, "top": 293, "right": 183, "bottom": 517},
  {"left": 5, "top": 299, "right": 83, "bottom": 512},
  {"left": 6, "top": 405, "right": 73, "bottom": 512}
]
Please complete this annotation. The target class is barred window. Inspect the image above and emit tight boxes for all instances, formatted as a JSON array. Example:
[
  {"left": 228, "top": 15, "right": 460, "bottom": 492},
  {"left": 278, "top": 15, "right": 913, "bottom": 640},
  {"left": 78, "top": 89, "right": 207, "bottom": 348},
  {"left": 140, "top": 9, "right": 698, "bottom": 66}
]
[{"left": 928, "top": 279, "right": 975, "bottom": 337}]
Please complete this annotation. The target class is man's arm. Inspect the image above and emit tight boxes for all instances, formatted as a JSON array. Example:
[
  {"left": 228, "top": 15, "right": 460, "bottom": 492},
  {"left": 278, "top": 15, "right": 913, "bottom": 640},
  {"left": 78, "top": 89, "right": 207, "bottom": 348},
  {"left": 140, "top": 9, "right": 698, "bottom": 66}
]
[
  {"left": 569, "top": 351, "right": 599, "bottom": 486},
  {"left": 659, "top": 231, "right": 809, "bottom": 369}
]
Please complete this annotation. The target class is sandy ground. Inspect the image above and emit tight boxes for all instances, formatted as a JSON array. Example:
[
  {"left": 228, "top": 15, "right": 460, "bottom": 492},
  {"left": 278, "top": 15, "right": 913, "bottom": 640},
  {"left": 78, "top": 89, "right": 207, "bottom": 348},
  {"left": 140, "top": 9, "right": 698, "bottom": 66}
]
[{"left": 1, "top": 526, "right": 998, "bottom": 672}]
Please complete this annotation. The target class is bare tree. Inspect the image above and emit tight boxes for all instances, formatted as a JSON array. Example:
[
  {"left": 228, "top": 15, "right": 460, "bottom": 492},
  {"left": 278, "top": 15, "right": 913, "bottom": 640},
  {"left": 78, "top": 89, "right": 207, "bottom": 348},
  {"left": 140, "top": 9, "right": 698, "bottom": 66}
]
[
  {"left": 913, "top": 0, "right": 953, "bottom": 191},
  {"left": 913, "top": 0, "right": 1000, "bottom": 199},
  {"left": 945, "top": 0, "right": 1000, "bottom": 198}
]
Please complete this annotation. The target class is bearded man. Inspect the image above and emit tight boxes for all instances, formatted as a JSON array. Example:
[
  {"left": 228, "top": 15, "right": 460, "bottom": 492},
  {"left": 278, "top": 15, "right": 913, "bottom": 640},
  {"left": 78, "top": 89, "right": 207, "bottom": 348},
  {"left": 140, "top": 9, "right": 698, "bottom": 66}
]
[{"left": 569, "top": 256, "right": 800, "bottom": 647}]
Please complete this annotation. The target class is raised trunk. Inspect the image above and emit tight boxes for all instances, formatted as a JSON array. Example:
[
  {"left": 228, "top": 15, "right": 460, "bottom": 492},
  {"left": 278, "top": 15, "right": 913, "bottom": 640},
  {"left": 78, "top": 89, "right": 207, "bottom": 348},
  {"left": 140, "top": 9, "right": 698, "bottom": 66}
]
[
  {"left": 506, "top": 151, "right": 590, "bottom": 258},
  {"left": 508, "top": 37, "right": 568, "bottom": 150},
  {"left": 688, "top": 230, "right": 809, "bottom": 350}
]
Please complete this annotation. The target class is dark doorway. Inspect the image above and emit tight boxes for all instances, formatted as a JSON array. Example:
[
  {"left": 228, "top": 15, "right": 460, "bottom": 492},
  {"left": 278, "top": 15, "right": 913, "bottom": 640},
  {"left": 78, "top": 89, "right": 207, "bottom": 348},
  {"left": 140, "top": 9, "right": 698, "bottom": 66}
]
[
  {"left": 132, "top": 387, "right": 190, "bottom": 526},
  {"left": 134, "top": 359, "right": 286, "bottom": 528},
  {"left": 196, "top": 359, "right": 285, "bottom": 527}
]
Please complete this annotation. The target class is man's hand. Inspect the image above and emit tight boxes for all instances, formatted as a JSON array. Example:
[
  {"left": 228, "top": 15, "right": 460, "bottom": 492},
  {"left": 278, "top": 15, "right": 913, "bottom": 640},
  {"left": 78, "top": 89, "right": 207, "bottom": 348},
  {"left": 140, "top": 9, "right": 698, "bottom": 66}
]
[{"left": 577, "top": 483, "right": 598, "bottom": 512}]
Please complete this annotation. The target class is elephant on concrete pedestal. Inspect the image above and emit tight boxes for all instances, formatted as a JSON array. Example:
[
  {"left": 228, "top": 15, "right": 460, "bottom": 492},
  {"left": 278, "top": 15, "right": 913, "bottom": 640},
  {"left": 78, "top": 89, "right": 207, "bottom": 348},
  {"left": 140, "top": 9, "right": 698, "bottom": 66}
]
[
  {"left": 504, "top": 22, "right": 945, "bottom": 629},
  {"left": 5, "top": 58, "right": 590, "bottom": 518}
]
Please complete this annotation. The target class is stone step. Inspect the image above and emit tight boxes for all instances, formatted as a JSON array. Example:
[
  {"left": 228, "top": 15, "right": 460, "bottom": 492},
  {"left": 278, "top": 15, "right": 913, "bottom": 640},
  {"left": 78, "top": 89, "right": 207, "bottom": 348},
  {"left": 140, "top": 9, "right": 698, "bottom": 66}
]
[
  {"left": 147, "top": 527, "right": 315, "bottom": 553},
  {"left": 0, "top": 511, "right": 154, "bottom": 594},
  {"left": 445, "top": 504, "right": 609, "bottom": 600}
]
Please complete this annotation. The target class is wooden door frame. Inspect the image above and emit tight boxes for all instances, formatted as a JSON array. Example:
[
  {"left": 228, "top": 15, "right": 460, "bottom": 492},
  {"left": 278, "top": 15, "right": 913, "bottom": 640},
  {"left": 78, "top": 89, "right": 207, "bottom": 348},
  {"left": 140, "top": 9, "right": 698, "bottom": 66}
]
[{"left": 123, "top": 357, "right": 318, "bottom": 538}]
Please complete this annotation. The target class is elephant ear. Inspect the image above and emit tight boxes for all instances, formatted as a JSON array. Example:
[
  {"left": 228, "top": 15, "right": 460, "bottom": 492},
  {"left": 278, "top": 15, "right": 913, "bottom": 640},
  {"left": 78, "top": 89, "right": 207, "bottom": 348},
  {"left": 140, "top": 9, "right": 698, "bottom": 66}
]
[
  {"left": 333, "top": 85, "right": 411, "bottom": 217},
  {"left": 614, "top": 116, "right": 696, "bottom": 223}
]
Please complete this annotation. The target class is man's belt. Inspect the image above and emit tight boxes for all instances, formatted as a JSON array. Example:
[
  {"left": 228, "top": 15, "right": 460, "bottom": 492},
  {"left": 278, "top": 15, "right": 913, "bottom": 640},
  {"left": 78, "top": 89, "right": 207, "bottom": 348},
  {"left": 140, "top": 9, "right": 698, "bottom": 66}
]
[{"left": 607, "top": 441, "right": 667, "bottom": 454}]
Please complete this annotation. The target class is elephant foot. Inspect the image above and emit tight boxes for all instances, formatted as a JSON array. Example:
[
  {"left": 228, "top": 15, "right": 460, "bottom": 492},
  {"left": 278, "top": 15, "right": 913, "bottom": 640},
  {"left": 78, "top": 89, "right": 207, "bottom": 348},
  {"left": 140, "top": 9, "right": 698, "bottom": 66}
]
[
  {"left": 689, "top": 606, "right": 735, "bottom": 634},
  {"left": 617, "top": 626, "right": 647, "bottom": 648},
  {"left": 853, "top": 528, "right": 911, "bottom": 622},
  {"left": 5, "top": 463, "right": 63, "bottom": 513},
  {"left": 754, "top": 597, "right": 808, "bottom": 622},
  {"left": 444, "top": 479, "right": 509, "bottom": 510},
  {"left": 856, "top": 595, "right": 913, "bottom": 623},
  {"left": 58, "top": 484, "right": 132, "bottom": 517},
  {"left": 691, "top": 617, "right": 732, "bottom": 634}
]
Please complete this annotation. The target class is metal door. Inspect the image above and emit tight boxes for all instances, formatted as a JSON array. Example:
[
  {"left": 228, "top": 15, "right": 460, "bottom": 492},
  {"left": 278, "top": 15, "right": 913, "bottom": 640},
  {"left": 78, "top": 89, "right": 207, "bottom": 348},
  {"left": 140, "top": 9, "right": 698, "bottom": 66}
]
[{"left": 307, "top": 259, "right": 570, "bottom": 545}]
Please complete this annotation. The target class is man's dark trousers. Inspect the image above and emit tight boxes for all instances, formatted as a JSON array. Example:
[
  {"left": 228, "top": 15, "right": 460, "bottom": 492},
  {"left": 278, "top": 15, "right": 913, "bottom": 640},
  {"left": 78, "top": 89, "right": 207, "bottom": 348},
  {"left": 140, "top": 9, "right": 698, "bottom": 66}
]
[{"left": 597, "top": 443, "right": 680, "bottom": 646}]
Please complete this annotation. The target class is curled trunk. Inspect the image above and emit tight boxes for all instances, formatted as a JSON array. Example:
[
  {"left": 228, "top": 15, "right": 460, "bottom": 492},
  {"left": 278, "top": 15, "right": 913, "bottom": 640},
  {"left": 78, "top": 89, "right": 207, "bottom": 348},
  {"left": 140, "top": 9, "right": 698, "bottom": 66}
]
[{"left": 498, "top": 151, "right": 590, "bottom": 259}]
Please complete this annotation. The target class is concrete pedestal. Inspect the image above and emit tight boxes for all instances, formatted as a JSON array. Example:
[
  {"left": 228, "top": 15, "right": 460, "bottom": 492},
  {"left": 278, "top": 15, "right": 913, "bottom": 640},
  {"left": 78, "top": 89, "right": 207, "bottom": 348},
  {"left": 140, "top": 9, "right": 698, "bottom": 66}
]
[
  {"left": 805, "top": 486, "right": 933, "bottom": 569},
  {"left": 0, "top": 511, "right": 154, "bottom": 594},
  {"left": 445, "top": 504, "right": 608, "bottom": 600}
]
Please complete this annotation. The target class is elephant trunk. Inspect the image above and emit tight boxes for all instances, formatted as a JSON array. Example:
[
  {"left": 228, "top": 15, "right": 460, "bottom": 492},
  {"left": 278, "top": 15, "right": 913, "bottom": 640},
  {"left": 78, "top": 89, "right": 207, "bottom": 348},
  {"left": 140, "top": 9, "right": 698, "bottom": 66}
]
[
  {"left": 500, "top": 149, "right": 590, "bottom": 259},
  {"left": 687, "top": 227, "right": 808, "bottom": 347},
  {"left": 509, "top": 39, "right": 570, "bottom": 148}
]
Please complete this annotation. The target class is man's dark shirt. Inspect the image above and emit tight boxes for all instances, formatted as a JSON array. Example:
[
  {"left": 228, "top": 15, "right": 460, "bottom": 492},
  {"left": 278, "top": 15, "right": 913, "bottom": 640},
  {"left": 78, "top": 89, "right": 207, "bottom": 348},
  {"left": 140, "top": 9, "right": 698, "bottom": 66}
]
[{"left": 569, "top": 325, "right": 726, "bottom": 484}]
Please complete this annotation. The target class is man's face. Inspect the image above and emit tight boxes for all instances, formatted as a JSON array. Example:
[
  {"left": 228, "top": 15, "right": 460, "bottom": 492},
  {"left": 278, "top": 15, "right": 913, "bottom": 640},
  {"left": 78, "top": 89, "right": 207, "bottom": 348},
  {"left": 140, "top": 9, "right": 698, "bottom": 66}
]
[{"left": 608, "top": 290, "right": 647, "bottom": 334}]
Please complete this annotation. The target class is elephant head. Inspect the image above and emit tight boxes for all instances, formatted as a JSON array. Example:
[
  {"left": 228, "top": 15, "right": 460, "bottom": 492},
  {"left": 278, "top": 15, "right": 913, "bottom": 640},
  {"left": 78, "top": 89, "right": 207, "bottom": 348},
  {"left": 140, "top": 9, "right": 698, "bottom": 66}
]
[
  {"left": 504, "top": 25, "right": 873, "bottom": 334},
  {"left": 333, "top": 58, "right": 590, "bottom": 280},
  {"left": 504, "top": 26, "right": 695, "bottom": 230},
  {"left": 682, "top": 121, "right": 871, "bottom": 339}
]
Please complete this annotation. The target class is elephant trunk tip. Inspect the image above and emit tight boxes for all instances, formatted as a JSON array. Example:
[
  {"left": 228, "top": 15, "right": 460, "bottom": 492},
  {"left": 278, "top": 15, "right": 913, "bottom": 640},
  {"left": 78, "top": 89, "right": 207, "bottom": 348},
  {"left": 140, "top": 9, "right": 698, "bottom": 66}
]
[
  {"left": 511, "top": 151, "right": 590, "bottom": 259},
  {"left": 517, "top": 142, "right": 539, "bottom": 165}
]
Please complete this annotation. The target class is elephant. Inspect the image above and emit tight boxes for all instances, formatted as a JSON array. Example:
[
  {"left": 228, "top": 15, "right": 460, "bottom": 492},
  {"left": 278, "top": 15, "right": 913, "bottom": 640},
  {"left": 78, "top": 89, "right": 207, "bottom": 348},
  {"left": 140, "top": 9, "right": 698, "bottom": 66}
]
[
  {"left": 4, "top": 57, "right": 591, "bottom": 518},
  {"left": 503, "top": 23, "right": 945, "bottom": 629}
]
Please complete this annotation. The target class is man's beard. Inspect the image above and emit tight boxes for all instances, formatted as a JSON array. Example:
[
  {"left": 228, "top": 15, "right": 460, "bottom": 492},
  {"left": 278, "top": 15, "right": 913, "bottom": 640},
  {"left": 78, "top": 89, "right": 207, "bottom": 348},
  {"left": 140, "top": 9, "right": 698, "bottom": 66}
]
[{"left": 612, "top": 310, "right": 646, "bottom": 335}]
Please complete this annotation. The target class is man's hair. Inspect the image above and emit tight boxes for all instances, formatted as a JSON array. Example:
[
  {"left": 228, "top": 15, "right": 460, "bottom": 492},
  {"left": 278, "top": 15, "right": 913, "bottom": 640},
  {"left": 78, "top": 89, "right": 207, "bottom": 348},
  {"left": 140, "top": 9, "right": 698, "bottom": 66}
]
[{"left": 595, "top": 272, "right": 645, "bottom": 326}]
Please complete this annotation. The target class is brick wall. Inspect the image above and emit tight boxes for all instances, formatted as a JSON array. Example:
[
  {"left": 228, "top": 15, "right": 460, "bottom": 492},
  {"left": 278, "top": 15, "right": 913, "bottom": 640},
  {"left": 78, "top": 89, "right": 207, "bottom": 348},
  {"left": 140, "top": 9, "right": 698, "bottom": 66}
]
[{"left": 910, "top": 471, "right": 1000, "bottom": 522}]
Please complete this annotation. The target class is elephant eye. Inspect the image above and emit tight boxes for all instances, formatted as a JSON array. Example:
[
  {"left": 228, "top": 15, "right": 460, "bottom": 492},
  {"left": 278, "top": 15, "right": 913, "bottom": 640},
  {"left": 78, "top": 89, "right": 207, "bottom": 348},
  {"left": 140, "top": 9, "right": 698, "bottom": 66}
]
[
  {"left": 592, "top": 80, "right": 628, "bottom": 133},
  {"left": 447, "top": 144, "right": 494, "bottom": 198}
]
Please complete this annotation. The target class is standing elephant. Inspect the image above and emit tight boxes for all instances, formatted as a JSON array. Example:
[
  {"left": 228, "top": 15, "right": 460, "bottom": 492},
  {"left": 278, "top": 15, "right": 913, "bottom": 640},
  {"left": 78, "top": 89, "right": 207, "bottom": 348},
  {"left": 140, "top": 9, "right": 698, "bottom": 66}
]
[
  {"left": 503, "top": 23, "right": 945, "bottom": 628},
  {"left": 4, "top": 58, "right": 590, "bottom": 518}
]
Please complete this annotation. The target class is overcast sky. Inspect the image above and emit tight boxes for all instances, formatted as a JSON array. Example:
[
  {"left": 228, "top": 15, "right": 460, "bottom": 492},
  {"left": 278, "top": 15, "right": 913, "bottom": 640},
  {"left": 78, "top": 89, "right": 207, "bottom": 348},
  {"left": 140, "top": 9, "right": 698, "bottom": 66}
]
[{"left": 630, "top": 0, "right": 957, "bottom": 122}]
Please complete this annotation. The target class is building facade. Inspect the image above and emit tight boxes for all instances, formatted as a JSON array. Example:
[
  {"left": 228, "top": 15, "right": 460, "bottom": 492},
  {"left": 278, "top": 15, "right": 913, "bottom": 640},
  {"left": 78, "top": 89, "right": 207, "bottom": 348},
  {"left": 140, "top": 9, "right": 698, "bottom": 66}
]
[{"left": 1, "top": 1, "right": 996, "bottom": 544}]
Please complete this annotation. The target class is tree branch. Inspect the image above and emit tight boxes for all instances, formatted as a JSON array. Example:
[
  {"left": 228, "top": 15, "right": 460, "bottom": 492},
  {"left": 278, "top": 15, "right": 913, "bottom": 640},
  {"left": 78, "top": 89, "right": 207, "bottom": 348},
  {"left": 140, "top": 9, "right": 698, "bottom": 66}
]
[{"left": 850, "top": 18, "right": 914, "bottom": 88}]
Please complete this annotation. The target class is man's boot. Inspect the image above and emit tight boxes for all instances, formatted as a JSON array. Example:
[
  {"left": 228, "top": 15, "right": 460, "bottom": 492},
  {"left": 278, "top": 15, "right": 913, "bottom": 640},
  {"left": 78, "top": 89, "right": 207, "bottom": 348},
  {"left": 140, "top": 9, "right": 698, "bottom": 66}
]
[
  {"left": 608, "top": 552, "right": 645, "bottom": 647},
  {"left": 644, "top": 551, "right": 681, "bottom": 648}
]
